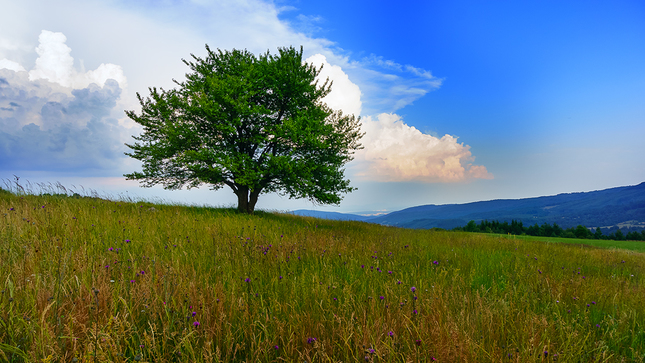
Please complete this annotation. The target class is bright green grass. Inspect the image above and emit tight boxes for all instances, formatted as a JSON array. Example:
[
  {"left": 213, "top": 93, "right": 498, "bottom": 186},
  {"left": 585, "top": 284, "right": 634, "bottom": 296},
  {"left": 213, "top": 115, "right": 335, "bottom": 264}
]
[
  {"left": 494, "top": 233, "right": 645, "bottom": 253},
  {"left": 1, "top": 191, "right": 644, "bottom": 362}
]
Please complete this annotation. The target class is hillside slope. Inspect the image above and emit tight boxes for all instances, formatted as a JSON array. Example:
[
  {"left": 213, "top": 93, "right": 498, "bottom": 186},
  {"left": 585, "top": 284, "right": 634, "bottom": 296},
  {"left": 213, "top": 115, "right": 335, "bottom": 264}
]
[{"left": 368, "top": 182, "right": 645, "bottom": 229}]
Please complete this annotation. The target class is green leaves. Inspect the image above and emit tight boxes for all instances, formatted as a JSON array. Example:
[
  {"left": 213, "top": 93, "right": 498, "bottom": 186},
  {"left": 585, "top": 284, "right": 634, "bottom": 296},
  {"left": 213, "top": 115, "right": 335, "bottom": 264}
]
[{"left": 125, "top": 46, "right": 363, "bottom": 213}]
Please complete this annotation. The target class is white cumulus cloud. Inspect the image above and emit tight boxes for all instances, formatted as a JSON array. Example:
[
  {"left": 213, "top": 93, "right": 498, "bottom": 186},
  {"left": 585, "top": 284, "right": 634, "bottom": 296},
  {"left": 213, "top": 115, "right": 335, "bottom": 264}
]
[
  {"left": 27, "top": 30, "right": 127, "bottom": 90},
  {"left": 0, "top": 59, "right": 26, "bottom": 72},
  {"left": 354, "top": 113, "right": 493, "bottom": 182},
  {"left": 306, "top": 54, "right": 362, "bottom": 116},
  {"left": 301, "top": 56, "right": 490, "bottom": 183}
]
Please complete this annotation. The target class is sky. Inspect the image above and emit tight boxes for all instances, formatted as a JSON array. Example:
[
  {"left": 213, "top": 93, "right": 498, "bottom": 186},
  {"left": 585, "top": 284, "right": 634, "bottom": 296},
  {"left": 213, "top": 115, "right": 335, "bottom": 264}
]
[{"left": 1, "top": 0, "right": 644, "bottom": 214}]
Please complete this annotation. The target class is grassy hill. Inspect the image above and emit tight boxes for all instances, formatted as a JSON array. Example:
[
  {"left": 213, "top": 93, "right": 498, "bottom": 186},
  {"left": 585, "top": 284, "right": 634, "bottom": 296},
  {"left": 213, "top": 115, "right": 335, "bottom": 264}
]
[{"left": 1, "top": 190, "right": 644, "bottom": 362}]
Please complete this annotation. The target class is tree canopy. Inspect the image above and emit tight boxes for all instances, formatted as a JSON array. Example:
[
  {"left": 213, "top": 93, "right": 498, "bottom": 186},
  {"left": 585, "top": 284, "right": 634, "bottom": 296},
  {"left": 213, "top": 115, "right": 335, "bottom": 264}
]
[{"left": 124, "top": 46, "right": 363, "bottom": 213}]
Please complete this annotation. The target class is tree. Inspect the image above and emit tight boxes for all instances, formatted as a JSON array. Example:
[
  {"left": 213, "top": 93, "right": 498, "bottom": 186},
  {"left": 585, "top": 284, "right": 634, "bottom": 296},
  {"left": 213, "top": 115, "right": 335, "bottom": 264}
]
[
  {"left": 575, "top": 225, "right": 591, "bottom": 239},
  {"left": 626, "top": 231, "right": 640, "bottom": 241},
  {"left": 124, "top": 46, "right": 363, "bottom": 213},
  {"left": 527, "top": 223, "right": 539, "bottom": 236},
  {"left": 465, "top": 220, "right": 479, "bottom": 232},
  {"left": 594, "top": 226, "right": 603, "bottom": 239}
]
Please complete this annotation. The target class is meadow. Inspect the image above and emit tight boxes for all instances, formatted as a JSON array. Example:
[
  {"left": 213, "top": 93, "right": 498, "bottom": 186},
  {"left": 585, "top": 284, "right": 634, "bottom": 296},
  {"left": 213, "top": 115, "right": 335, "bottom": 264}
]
[{"left": 1, "top": 186, "right": 644, "bottom": 362}]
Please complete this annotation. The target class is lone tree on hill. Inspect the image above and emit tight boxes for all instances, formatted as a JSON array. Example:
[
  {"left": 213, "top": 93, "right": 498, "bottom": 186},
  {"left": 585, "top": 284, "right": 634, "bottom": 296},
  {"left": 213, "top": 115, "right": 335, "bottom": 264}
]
[{"left": 124, "top": 46, "right": 363, "bottom": 213}]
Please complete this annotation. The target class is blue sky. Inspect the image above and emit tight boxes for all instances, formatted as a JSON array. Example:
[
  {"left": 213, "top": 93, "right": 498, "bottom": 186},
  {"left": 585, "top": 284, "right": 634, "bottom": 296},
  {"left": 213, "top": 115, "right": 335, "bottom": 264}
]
[{"left": 1, "top": 0, "right": 644, "bottom": 213}]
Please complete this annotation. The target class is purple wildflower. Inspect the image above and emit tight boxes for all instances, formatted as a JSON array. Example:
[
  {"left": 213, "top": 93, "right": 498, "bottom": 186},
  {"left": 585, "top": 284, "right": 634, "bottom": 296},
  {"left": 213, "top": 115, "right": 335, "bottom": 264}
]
[
  {"left": 193, "top": 321, "right": 200, "bottom": 327},
  {"left": 411, "top": 286, "right": 416, "bottom": 293}
]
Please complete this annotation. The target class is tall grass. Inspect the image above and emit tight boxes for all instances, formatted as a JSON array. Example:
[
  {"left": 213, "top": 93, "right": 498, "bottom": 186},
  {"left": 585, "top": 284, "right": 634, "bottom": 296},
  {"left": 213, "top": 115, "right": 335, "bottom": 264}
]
[{"left": 0, "top": 186, "right": 644, "bottom": 362}]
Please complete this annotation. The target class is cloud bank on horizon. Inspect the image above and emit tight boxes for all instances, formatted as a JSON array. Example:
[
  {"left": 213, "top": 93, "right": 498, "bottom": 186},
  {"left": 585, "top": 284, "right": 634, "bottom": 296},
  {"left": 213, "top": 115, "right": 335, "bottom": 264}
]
[
  {"left": 0, "top": 0, "right": 491, "bottom": 188},
  {"left": 0, "top": 31, "right": 133, "bottom": 175}
]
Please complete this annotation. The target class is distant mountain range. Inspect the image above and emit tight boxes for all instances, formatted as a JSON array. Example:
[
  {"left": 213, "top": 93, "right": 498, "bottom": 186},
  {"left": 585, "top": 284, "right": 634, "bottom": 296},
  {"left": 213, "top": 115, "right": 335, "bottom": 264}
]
[
  {"left": 289, "top": 209, "right": 374, "bottom": 222},
  {"left": 291, "top": 182, "right": 645, "bottom": 231}
]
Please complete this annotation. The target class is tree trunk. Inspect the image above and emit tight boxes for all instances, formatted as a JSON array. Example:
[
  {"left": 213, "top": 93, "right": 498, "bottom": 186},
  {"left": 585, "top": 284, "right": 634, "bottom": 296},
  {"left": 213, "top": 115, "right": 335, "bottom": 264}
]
[
  {"left": 249, "top": 189, "right": 260, "bottom": 213},
  {"left": 236, "top": 185, "right": 249, "bottom": 213},
  {"left": 235, "top": 185, "right": 260, "bottom": 214}
]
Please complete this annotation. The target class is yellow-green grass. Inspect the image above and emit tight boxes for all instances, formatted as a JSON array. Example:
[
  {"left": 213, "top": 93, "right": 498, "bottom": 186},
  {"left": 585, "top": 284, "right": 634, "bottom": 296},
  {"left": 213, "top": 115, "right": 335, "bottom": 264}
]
[{"left": 1, "top": 191, "right": 644, "bottom": 362}]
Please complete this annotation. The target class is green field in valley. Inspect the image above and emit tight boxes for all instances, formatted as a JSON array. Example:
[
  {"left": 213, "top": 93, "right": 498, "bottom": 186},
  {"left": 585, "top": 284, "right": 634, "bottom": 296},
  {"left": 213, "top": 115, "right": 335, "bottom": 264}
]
[
  {"left": 494, "top": 233, "right": 645, "bottom": 253},
  {"left": 1, "top": 190, "right": 644, "bottom": 362}
]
